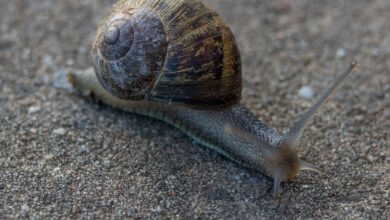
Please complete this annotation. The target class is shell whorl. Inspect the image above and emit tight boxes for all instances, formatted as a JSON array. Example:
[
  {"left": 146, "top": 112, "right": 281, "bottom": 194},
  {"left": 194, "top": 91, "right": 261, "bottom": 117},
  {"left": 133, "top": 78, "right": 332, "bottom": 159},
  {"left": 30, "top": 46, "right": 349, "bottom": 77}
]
[
  {"left": 93, "top": 0, "right": 242, "bottom": 108},
  {"left": 93, "top": 5, "right": 168, "bottom": 100}
]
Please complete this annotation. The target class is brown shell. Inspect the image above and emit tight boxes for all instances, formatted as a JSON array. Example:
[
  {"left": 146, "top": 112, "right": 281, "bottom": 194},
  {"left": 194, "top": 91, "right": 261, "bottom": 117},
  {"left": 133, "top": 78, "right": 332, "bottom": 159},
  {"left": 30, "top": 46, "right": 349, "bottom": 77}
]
[{"left": 93, "top": 0, "right": 242, "bottom": 108}]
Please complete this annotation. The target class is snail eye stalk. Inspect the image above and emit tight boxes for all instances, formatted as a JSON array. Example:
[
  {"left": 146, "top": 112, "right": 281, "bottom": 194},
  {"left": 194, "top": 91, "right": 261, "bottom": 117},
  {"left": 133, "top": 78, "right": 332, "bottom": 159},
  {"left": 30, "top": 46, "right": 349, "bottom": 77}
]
[{"left": 285, "top": 62, "right": 359, "bottom": 147}]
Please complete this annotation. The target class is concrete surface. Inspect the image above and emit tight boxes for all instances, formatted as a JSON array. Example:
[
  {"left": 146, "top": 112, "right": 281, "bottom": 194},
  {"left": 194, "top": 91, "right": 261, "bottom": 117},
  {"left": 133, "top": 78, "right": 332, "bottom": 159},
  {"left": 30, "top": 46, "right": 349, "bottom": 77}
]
[{"left": 0, "top": 0, "right": 389, "bottom": 218}]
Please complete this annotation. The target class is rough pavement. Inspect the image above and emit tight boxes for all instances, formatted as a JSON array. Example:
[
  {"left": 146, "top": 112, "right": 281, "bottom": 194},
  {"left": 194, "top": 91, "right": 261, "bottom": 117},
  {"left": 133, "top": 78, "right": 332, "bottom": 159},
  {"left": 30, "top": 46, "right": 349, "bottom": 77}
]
[{"left": 0, "top": 0, "right": 389, "bottom": 218}]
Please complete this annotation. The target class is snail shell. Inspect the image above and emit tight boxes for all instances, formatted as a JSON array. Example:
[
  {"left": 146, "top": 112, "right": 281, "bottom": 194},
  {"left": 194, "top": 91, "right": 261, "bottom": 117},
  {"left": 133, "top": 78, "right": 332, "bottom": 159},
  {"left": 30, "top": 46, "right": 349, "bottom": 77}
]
[{"left": 93, "top": 0, "right": 242, "bottom": 108}]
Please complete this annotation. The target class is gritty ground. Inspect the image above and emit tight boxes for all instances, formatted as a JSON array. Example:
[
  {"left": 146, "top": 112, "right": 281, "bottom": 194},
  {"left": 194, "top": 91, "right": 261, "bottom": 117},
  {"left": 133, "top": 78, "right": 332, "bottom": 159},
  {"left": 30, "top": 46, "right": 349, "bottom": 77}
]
[{"left": 0, "top": 0, "right": 389, "bottom": 219}]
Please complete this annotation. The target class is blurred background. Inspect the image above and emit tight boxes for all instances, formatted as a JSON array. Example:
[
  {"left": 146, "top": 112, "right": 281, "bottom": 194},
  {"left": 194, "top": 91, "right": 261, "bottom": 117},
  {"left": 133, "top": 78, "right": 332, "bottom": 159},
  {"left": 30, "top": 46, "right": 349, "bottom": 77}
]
[{"left": 0, "top": 0, "right": 388, "bottom": 218}]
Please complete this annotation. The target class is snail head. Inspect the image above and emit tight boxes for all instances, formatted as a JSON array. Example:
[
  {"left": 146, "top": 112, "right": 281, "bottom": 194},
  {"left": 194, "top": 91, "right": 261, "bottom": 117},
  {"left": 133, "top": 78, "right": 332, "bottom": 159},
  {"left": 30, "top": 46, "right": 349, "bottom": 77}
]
[{"left": 225, "top": 62, "right": 359, "bottom": 197}]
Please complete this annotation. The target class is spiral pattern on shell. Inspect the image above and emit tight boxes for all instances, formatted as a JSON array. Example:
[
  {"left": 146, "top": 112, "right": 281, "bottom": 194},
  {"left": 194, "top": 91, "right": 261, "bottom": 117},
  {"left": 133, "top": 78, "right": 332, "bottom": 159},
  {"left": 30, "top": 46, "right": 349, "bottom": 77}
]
[{"left": 93, "top": 0, "right": 242, "bottom": 108}]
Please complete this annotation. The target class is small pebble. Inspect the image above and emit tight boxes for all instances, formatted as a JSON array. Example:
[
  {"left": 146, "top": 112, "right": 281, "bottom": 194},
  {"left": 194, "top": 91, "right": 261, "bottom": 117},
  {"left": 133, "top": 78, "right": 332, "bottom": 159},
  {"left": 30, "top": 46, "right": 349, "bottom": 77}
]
[
  {"left": 155, "top": 206, "right": 163, "bottom": 213},
  {"left": 52, "top": 128, "right": 66, "bottom": 135},
  {"left": 66, "top": 58, "right": 74, "bottom": 66},
  {"left": 336, "top": 48, "right": 347, "bottom": 58},
  {"left": 367, "top": 154, "right": 376, "bottom": 162},
  {"left": 42, "top": 54, "right": 57, "bottom": 70},
  {"left": 21, "top": 204, "right": 29, "bottom": 212},
  {"left": 28, "top": 106, "right": 41, "bottom": 114},
  {"left": 52, "top": 68, "right": 73, "bottom": 90},
  {"left": 21, "top": 48, "right": 31, "bottom": 60},
  {"left": 11, "top": 187, "right": 20, "bottom": 193},
  {"left": 78, "top": 145, "right": 91, "bottom": 154},
  {"left": 298, "top": 86, "right": 314, "bottom": 99},
  {"left": 43, "top": 154, "right": 54, "bottom": 161}
]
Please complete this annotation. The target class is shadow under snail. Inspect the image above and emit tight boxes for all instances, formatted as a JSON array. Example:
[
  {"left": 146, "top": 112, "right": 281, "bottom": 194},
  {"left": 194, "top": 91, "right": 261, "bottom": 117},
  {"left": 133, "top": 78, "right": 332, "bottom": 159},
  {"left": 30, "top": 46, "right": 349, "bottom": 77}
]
[{"left": 68, "top": 0, "right": 358, "bottom": 197}]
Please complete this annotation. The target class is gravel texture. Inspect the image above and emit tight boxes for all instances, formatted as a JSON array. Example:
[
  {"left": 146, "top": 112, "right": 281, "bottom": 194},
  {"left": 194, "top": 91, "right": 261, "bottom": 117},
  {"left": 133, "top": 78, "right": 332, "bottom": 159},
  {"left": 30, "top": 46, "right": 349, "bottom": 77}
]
[{"left": 0, "top": 0, "right": 389, "bottom": 219}]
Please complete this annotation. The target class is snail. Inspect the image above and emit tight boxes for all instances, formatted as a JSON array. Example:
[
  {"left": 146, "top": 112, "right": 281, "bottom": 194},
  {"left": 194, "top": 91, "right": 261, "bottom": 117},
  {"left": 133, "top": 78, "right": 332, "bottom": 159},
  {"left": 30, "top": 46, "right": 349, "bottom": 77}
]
[{"left": 68, "top": 0, "right": 358, "bottom": 197}]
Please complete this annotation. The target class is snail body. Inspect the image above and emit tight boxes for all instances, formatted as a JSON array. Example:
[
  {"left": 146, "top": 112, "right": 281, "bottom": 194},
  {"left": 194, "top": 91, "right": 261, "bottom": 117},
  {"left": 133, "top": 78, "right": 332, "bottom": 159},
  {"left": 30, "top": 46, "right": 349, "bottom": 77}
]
[{"left": 69, "top": 0, "right": 357, "bottom": 196}]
